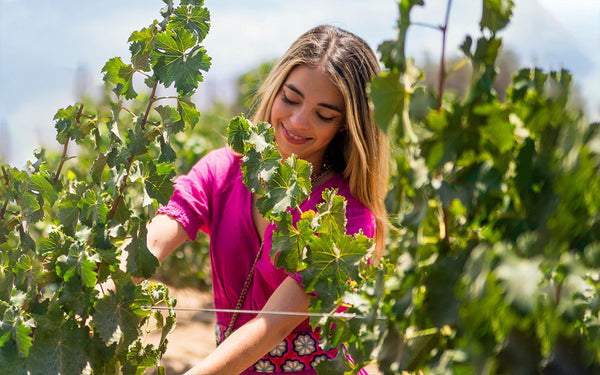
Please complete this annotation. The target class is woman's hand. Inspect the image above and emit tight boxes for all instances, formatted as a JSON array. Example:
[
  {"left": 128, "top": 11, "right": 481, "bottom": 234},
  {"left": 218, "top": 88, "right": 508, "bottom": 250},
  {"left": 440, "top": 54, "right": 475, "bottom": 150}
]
[{"left": 183, "top": 276, "right": 310, "bottom": 375}]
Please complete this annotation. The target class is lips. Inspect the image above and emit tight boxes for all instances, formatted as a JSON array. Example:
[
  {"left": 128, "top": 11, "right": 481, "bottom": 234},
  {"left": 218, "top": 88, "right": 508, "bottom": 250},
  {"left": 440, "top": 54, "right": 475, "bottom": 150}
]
[{"left": 281, "top": 124, "right": 311, "bottom": 144}]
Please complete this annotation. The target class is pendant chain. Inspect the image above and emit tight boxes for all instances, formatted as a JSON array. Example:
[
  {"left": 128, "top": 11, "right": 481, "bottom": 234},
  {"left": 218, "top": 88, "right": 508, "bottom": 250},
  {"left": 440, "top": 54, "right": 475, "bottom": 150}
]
[{"left": 310, "top": 163, "right": 331, "bottom": 185}]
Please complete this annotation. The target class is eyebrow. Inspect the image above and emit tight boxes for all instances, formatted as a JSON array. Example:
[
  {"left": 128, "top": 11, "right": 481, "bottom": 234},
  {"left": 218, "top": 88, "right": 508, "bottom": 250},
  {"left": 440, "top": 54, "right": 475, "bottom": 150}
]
[{"left": 284, "top": 83, "right": 343, "bottom": 113}]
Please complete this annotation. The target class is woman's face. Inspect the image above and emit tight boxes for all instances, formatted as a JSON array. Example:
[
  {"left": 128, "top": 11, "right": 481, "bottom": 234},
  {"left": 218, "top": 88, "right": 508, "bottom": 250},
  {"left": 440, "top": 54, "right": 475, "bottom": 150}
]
[{"left": 270, "top": 65, "right": 346, "bottom": 169}]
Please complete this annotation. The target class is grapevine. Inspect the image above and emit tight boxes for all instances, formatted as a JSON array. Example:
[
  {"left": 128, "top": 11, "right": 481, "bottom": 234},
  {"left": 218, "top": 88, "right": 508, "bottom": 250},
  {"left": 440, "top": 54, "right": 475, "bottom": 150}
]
[
  {"left": 361, "top": 0, "right": 599, "bottom": 373},
  {"left": 0, "top": 1, "right": 211, "bottom": 373}
]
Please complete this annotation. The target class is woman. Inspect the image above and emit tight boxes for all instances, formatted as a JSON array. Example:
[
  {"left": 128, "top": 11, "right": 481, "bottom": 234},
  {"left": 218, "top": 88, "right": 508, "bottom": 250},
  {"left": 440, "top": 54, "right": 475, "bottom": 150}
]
[{"left": 147, "top": 25, "right": 389, "bottom": 374}]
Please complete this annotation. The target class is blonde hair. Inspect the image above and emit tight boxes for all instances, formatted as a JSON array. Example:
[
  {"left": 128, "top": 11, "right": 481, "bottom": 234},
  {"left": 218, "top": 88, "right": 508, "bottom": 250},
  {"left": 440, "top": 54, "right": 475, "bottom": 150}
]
[{"left": 252, "top": 25, "right": 389, "bottom": 259}]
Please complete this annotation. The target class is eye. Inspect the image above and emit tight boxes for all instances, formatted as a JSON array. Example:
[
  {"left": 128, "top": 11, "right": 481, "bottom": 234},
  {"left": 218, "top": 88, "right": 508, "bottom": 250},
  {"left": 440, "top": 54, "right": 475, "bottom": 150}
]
[
  {"left": 281, "top": 91, "right": 298, "bottom": 105},
  {"left": 317, "top": 112, "right": 336, "bottom": 122}
]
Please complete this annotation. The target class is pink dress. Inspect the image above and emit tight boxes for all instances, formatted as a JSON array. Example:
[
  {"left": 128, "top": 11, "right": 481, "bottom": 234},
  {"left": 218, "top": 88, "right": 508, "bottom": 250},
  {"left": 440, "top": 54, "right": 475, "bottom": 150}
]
[{"left": 158, "top": 147, "right": 373, "bottom": 374}]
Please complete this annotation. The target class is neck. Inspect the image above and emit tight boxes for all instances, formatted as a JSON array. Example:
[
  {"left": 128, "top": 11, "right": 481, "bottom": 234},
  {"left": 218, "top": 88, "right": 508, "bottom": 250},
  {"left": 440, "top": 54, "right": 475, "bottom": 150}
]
[{"left": 310, "top": 163, "right": 331, "bottom": 185}]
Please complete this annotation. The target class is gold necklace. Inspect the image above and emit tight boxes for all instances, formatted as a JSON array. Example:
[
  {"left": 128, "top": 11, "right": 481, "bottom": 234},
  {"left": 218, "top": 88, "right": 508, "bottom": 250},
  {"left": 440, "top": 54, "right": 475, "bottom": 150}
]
[{"left": 310, "top": 163, "right": 331, "bottom": 185}]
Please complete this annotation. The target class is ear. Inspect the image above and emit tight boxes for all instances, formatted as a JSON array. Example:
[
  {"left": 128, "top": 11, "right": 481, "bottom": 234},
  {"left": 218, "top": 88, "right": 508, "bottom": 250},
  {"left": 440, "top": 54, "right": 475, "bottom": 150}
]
[{"left": 339, "top": 124, "right": 348, "bottom": 132}]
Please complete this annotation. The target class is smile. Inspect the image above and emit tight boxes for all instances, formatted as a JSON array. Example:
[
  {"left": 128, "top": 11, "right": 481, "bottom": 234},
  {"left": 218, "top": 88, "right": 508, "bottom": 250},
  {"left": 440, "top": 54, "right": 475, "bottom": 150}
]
[{"left": 282, "top": 124, "right": 310, "bottom": 144}]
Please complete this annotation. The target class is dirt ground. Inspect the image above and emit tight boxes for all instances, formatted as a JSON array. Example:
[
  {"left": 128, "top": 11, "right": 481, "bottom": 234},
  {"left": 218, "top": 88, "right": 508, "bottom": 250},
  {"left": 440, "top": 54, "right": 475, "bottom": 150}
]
[{"left": 146, "top": 283, "right": 382, "bottom": 374}]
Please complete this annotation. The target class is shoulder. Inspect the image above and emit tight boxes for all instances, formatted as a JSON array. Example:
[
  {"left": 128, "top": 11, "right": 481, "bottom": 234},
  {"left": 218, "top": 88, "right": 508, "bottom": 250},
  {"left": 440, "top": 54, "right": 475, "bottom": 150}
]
[
  {"left": 172, "top": 146, "right": 242, "bottom": 192},
  {"left": 195, "top": 146, "right": 241, "bottom": 169},
  {"left": 186, "top": 146, "right": 241, "bottom": 177}
]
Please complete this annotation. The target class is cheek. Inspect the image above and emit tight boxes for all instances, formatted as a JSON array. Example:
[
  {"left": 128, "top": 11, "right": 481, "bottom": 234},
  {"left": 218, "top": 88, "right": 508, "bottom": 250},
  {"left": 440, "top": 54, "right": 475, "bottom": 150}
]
[
  {"left": 318, "top": 126, "right": 342, "bottom": 147},
  {"left": 270, "top": 98, "right": 285, "bottom": 124}
]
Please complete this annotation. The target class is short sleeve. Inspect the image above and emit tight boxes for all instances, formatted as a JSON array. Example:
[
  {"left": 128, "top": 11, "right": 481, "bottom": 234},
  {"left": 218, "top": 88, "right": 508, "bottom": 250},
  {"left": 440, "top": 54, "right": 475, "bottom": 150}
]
[
  {"left": 157, "top": 149, "right": 225, "bottom": 240},
  {"left": 344, "top": 198, "right": 376, "bottom": 238}
]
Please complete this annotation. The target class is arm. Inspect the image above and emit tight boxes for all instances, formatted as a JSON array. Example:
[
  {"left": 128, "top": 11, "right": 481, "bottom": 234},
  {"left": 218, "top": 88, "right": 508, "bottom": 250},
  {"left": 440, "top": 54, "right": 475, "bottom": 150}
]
[
  {"left": 184, "top": 276, "right": 310, "bottom": 375},
  {"left": 97, "top": 214, "right": 188, "bottom": 293},
  {"left": 126, "top": 214, "right": 188, "bottom": 283},
  {"left": 145, "top": 213, "right": 189, "bottom": 263}
]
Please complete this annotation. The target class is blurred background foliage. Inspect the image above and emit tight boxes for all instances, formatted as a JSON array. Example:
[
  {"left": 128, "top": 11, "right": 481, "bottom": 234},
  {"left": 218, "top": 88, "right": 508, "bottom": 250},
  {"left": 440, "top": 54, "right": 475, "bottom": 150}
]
[{"left": 362, "top": 0, "right": 600, "bottom": 372}]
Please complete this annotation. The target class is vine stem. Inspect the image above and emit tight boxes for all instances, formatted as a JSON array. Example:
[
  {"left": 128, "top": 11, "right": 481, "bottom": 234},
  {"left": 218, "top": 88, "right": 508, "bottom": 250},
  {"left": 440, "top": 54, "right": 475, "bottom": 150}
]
[
  {"left": 54, "top": 104, "right": 85, "bottom": 183},
  {"left": 437, "top": 0, "right": 453, "bottom": 112},
  {"left": 107, "top": 154, "right": 134, "bottom": 221},
  {"left": 154, "top": 96, "right": 179, "bottom": 101},
  {"left": 438, "top": 0, "right": 453, "bottom": 246},
  {"left": 141, "top": 81, "right": 159, "bottom": 132},
  {"left": 122, "top": 107, "right": 136, "bottom": 117},
  {"left": 1, "top": 166, "right": 9, "bottom": 220},
  {"left": 107, "top": 80, "right": 159, "bottom": 221},
  {"left": 411, "top": 21, "right": 443, "bottom": 32},
  {"left": 54, "top": 140, "right": 71, "bottom": 183}
]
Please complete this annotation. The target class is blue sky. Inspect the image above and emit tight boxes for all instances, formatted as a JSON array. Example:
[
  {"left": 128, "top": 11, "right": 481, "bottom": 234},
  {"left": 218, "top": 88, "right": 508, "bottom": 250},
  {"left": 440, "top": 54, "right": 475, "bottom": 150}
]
[{"left": 1, "top": 0, "right": 599, "bottom": 166}]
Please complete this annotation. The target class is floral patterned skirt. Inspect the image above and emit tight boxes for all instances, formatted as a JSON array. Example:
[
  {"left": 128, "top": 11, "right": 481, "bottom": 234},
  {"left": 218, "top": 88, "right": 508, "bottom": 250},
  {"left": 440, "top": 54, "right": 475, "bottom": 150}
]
[{"left": 215, "top": 322, "right": 339, "bottom": 374}]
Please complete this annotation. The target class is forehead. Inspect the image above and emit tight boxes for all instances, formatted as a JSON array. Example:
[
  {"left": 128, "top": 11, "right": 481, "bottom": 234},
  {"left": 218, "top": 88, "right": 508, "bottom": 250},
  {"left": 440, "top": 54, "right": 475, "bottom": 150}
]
[{"left": 283, "top": 65, "right": 345, "bottom": 109}]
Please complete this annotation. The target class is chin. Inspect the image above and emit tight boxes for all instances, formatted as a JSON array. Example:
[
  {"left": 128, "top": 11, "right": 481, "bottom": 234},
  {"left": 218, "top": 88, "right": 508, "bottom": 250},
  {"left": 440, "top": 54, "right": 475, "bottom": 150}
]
[{"left": 276, "top": 146, "right": 291, "bottom": 161}]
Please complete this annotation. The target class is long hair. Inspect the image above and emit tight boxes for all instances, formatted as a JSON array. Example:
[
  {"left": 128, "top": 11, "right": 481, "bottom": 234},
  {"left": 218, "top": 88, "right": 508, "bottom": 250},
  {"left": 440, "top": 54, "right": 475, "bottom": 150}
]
[{"left": 252, "top": 25, "right": 389, "bottom": 259}]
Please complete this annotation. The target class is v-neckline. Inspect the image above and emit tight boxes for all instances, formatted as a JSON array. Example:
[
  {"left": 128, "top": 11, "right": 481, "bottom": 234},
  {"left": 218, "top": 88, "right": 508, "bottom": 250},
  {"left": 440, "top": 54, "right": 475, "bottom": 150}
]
[
  {"left": 246, "top": 173, "right": 340, "bottom": 246},
  {"left": 250, "top": 193, "right": 267, "bottom": 244}
]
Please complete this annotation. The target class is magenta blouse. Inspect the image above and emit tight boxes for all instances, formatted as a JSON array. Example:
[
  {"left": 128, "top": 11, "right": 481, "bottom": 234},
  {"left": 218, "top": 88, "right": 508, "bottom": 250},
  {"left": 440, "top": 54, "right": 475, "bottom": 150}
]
[{"left": 158, "top": 147, "right": 373, "bottom": 374}]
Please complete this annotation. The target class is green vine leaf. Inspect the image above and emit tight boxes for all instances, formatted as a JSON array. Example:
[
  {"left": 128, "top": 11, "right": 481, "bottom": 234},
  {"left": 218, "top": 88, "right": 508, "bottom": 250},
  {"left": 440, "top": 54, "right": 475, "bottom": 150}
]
[
  {"left": 475, "top": 103, "right": 515, "bottom": 153},
  {"left": 128, "top": 23, "right": 158, "bottom": 72},
  {"left": 240, "top": 120, "right": 279, "bottom": 191},
  {"left": 90, "top": 153, "right": 109, "bottom": 186},
  {"left": 151, "top": 28, "right": 211, "bottom": 95},
  {"left": 313, "top": 189, "right": 347, "bottom": 237},
  {"left": 314, "top": 350, "right": 353, "bottom": 374},
  {"left": 256, "top": 156, "right": 311, "bottom": 220},
  {"left": 159, "top": 138, "right": 177, "bottom": 163},
  {"left": 155, "top": 105, "right": 181, "bottom": 129},
  {"left": 55, "top": 244, "right": 100, "bottom": 288},
  {"left": 241, "top": 146, "right": 280, "bottom": 194},
  {"left": 227, "top": 115, "right": 252, "bottom": 154},
  {"left": 125, "top": 221, "right": 160, "bottom": 279},
  {"left": 247, "top": 120, "right": 275, "bottom": 153},
  {"left": 29, "top": 169, "right": 58, "bottom": 207},
  {"left": 176, "top": 96, "right": 201, "bottom": 130},
  {"left": 481, "top": 0, "right": 514, "bottom": 34},
  {"left": 102, "top": 57, "right": 137, "bottom": 99},
  {"left": 56, "top": 200, "right": 80, "bottom": 236},
  {"left": 92, "top": 279, "right": 154, "bottom": 348},
  {"left": 127, "top": 122, "right": 150, "bottom": 156},
  {"left": 80, "top": 190, "right": 109, "bottom": 226},
  {"left": 169, "top": 3, "right": 210, "bottom": 42},
  {"left": 54, "top": 105, "right": 97, "bottom": 143},
  {"left": 126, "top": 339, "right": 160, "bottom": 368},
  {"left": 0, "top": 306, "right": 34, "bottom": 358},
  {"left": 28, "top": 319, "right": 92, "bottom": 375},
  {"left": 93, "top": 295, "right": 133, "bottom": 346},
  {"left": 143, "top": 161, "right": 175, "bottom": 206},
  {"left": 369, "top": 72, "right": 404, "bottom": 132},
  {"left": 302, "top": 233, "right": 371, "bottom": 305},
  {"left": 270, "top": 212, "right": 314, "bottom": 273}
]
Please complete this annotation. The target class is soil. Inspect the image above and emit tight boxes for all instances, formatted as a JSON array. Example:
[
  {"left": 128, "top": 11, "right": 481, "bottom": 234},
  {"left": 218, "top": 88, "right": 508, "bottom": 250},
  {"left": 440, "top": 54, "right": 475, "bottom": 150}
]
[{"left": 145, "top": 282, "right": 382, "bottom": 374}]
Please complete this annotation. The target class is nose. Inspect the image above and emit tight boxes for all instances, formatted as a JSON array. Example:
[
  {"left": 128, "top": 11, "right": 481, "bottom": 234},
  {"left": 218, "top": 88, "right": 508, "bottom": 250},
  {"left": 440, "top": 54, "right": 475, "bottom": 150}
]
[{"left": 289, "top": 106, "right": 310, "bottom": 130}]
